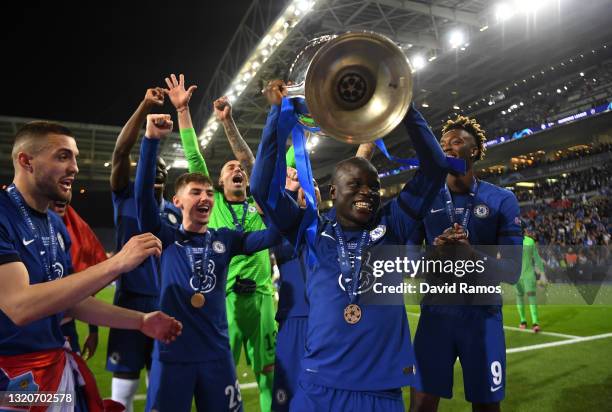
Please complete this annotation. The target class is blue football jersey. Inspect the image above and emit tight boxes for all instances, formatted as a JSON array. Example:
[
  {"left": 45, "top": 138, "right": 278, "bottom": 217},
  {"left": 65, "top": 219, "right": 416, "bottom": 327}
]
[
  {"left": 412, "top": 180, "right": 523, "bottom": 293},
  {"left": 112, "top": 182, "right": 181, "bottom": 296},
  {"left": 273, "top": 240, "right": 308, "bottom": 321},
  {"left": 251, "top": 104, "right": 451, "bottom": 391},
  {"left": 0, "top": 188, "right": 73, "bottom": 355},
  {"left": 135, "top": 137, "right": 280, "bottom": 363}
]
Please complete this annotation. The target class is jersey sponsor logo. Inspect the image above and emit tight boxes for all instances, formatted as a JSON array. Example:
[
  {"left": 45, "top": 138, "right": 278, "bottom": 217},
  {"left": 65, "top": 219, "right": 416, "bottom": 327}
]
[
  {"left": 248, "top": 205, "right": 257, "bottom": 214},
  {"left": 57, "top": 233, "right": 65, "bottom": 252},
  {"left": 167, "top": 213, "right": 178, "bottom": 225},
  {"left": 212, "top": 241, "right": 226, "bottom": 254},
  {"left": 22, "top": 237, "right": 35, "bottom": 246},
  {"left": 490, "top": 385, "right": 503, "bottom": 392},
  {"left": 474, "top": 204, "right": 490, "bottom": 218},
  {"left": 369, "top": 225, "right": 386, "bottom": 242},
  {"left": 430, "top": 207, "right": 445, "bottom": 213},
  {"left": 52, "top": 262, "right": 65, "bottom": 279},
  {"left": 275, "top": 389, "right": 288, "bottom": 405},
  {"left": 189, "top": 260, "right": 217, "bottom": 293}
]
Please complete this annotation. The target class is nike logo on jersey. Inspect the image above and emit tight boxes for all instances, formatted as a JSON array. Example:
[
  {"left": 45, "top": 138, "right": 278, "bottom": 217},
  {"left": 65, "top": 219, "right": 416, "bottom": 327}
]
[
  {"left": 490, "top": 386, "right": 503, "bottom": 392},
  {"left": 430, "top": 208, "right": 444, "bottom": 213},
  {"left": 22, "top": 238, "right": 35, "bottom": 246},
  {"left": 321, "top": 232, "right": 336, "bottom": 241}
]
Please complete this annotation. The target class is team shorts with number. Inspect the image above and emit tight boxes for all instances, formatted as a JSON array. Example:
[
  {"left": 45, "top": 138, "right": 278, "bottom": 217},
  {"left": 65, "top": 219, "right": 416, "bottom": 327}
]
[
  {"left": 146, "top": 351, "right": 242, "bottom": 412},
  {"left": 290, "top": 380, "right": 404, "bottom": 412},
  {"left": 413, "top": 305, "right": 506, "bottom": 403},
  {"left": 226, "top": 292, "right": 277, "bottom": 374},
  {"left": 272, "top": 317, "right": 307, "bottom": 411},
  {"left": 106, "top": 290, "right": 158, "bottom": 373}
]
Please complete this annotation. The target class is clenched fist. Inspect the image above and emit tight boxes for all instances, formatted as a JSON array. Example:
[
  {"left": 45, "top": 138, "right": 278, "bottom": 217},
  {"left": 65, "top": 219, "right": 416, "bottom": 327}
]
[
  {"left": 145, "top": 114, "right": 173, "bottom": 139},
  {"left": 213, "top": 96, "right": 233, "bottom": 122},
  {"left": 143, "top": 87, "right": 165, "bottom": 110}
]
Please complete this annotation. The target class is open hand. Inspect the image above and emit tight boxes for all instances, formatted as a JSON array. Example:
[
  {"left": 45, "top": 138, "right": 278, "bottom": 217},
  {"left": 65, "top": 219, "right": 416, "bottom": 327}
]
[
  {"left": 164, "top": 74, "right": 197, "bottom": 111},
  {"left": 140, "top": 311, "right": 183, "bottom": 344},
  {"left": 115, "top": 233, "right": 163, "bottom": 274}
]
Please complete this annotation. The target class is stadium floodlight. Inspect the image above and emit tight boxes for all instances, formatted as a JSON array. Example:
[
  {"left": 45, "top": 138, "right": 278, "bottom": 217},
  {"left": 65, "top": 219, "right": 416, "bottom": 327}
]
[
  {"left": 453, "top": 104, "right": 460, "bottom": 110},
  {"left": 580, "top": 72, "right": 585, "bottom": 77},
  {"left": 422, "top": 102, "right": 430, "bottom": 108},
  {"left": 410, "top": 55, "right": 426, "bottom": 71},
  {"left": 495, "top": 3, "right": 514, "bottom": 22},
  {"left": 197, "top": 0, "right": 319, "bottom": 147},
  {"left": 449, "top": 30, "right": 465, "bottom": 49}
]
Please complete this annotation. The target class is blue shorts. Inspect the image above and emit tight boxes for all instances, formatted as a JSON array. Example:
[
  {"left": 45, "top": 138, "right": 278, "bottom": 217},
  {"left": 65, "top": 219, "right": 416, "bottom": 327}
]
[
  {"left": 146, "top": 352, "right": 242, "bottom": 412},
  {"left": 272, "top": 317, "right": 307, "bottom": 411},
  {"left": 413, "top": 306, "right": 506, "bottom": 403},
  {"left": 291, "top": 380, "right": 404, "bottom": 412},
  {"left": 106, "top": 290, "right": 158, "bottom": 373}
]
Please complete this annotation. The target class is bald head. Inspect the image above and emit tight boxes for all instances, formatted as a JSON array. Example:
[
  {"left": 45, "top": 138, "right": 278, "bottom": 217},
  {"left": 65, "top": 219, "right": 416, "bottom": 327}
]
[{"left": 332, "top": 156, "right": 378, "bottom": 185}]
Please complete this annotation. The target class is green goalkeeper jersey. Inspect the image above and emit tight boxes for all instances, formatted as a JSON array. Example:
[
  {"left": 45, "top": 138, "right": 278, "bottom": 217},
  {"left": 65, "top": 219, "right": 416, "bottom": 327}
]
[
  {"left": 521, "top": 235, "right": 545, "bottom": 278},
  {"left": 179, "top": 127, "right": 273, "bottom": 295}
]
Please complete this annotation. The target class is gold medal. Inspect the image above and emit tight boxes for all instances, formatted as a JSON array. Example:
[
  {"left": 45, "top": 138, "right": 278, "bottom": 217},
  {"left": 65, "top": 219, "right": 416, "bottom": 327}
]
[
  {"left": 344, "top": 304, "right": 362, "bottom": 324},
  {"left": 191, "top": 292, "right": 206, "bottom": 308}
]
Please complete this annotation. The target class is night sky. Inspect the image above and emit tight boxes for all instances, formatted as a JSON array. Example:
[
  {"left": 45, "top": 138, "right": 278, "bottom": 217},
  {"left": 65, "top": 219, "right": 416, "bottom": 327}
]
[{"left": 1, "top": 0, "right": 253, "bottom": 126}]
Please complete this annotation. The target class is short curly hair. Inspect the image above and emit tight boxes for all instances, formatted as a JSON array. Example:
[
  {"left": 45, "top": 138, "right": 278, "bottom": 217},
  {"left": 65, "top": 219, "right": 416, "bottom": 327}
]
[{"left": 441, "top": 116, "right": 487, "bottom": 161}]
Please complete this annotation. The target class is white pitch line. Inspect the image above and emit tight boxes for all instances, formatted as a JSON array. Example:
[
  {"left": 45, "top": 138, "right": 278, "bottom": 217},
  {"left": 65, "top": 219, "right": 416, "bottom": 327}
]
[
  {"left": 406, "top": 311, "right": 581, "bottom": 340},
  {"left": 502, "top": 325, "right": 580, "bottom": 339},
  {"left": 507, "top": 332, "right": 612, "bottom": 354}
]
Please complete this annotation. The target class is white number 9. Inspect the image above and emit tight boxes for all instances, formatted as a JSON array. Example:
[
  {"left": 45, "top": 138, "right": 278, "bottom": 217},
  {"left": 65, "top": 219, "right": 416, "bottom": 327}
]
[{"left": 491, "top": 361, "right": 503, "bottom": 386}]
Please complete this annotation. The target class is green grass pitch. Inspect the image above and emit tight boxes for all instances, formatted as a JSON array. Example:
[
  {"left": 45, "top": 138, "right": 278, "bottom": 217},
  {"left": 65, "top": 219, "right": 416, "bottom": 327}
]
[{"left": 78, "top": 286, "right": 612, "bottom": 411}]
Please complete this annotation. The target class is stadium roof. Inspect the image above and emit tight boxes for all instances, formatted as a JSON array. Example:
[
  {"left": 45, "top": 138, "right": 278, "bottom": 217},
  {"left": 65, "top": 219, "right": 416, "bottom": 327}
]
[{"left": 1, "top": 0, "right": 611, "bottom": 190}]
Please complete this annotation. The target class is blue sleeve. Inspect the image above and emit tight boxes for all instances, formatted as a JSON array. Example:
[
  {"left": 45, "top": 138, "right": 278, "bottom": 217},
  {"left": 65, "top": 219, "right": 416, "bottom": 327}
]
[
  {"left": 250, "top": 106, "right": 304, "bottom": 237},
  {"left": 474, "top": 194, "right": 523, "bottom": 284},
  {"left": 0, "top": 218, "right": 20, "bottom": 265},
  {"left": 134, "top": 137, "right": 176, "bottom": 247},
  {"left": 396, "top": 106, "right": 448, "bottom": 220},
  {"left": 135, "top": 137, "right": 161, "bottom": 234}
]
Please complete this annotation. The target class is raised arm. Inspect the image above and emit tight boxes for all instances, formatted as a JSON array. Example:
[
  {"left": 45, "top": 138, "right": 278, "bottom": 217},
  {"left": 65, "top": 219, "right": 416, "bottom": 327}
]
[
  {"left": 355, "top": 142, "right": 376, "bottom": 160},
  {"left": 164, "top": 73, "right": 209, "bottom": 175},
  {"left": 135, "top": 115, "right": 174, "bottom": 235},
  {"left": 397, "top": 106, "right": 449, "bottom": 219},
  {"left": 111, "top": 88, "right": 165, "bottom": 192},
  {"left": 250, "top": 104, "right": 303, "bottom": 235},
  {"left": 214, "top": 96, "right": 255, "bottom": 176}
]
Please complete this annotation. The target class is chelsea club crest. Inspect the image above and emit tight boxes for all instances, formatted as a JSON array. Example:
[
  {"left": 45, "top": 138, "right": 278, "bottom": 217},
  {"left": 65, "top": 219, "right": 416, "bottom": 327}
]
[
  {"left": 370, "top": 225, "right": 386, "bottom": 242},
  {"left": 474, "top": 204, "right": 490, "bottom": 218},
  {"left": 212, "top": 241, "right": 226, "bottom": 254},
  {"left": 167, "top": 213, "right": 178, "bottom": 225}
]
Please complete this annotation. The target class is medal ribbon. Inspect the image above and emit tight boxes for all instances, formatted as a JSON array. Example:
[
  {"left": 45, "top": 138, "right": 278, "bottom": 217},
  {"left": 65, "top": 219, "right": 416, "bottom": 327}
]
[
  {"left": 225, "top": 200, "right": 248, "bottom": 231},
  {"left": 181, "top": 227, "right": 212, "bottom": 293},
  {"left": 332, "top": 222, "right": 369, "bottom": 304},
  {"left": 6, "top": 184, "right": 58, "bottom": 281},
  {"left": 442, "top": 178, "right": 479, "bottom": 231}
]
